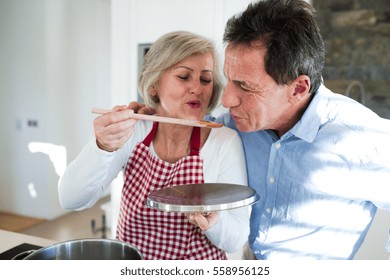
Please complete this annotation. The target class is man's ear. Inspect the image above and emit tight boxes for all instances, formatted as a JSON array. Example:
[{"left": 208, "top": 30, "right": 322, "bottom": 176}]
[{"left": 289, "top": 75, "right": 311, "bottom": 103}]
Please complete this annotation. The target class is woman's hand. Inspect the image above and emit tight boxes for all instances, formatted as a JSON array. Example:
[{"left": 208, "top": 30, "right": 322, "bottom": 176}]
[
  {"left": 93, "top": 105, "right": 137, "bottom": 152},
  {"left": 186, "top": 212, "right": 220, "bottom": 231},
  {"left": 128, "top": 101, "right": 156, "bottom": 115}
]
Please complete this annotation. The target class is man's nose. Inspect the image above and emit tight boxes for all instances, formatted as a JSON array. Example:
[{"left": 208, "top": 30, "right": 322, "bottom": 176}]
[{"left": 221, "top": 83, "right": 240, "bottom": 108}]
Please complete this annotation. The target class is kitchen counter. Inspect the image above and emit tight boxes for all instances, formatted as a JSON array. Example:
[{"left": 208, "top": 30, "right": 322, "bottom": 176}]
[{"left": 0, "top": 229, "right": 55, "bottom": 256}]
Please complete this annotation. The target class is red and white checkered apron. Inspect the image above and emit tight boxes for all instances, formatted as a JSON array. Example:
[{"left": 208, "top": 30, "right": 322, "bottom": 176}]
[{"left": 116, "top": 122, "right": 227, "bottom": 260}]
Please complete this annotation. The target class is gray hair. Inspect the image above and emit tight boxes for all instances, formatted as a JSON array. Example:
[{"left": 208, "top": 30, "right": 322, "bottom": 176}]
[
  {"left": 223, "top": 0, "right": 325, "bottom": 94},
  {"left": 138, "top": 31, "right": 223, "bottom": 113}
]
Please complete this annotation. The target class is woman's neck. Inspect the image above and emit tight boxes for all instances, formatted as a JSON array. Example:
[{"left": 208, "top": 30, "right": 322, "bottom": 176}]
[{"left": 152, "top": 123, "right": 210, "bottom": 163}]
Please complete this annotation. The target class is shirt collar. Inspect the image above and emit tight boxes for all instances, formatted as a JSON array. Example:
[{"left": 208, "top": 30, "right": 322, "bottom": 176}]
[{"left": 287, "top": 84, "right": 332, "bottom": 143}]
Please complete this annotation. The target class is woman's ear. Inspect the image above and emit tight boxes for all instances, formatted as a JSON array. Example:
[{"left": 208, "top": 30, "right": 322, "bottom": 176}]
[
  {"left": 150, "top": 86, "right": 160, "bottom": 103},
  {"left": 150, "top": 86, "right": 157, "bottom": 96}
]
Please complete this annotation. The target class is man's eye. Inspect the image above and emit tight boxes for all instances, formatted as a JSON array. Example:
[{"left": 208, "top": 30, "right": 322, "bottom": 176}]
[{"left": 238, "top": 82, "right": 252, "bottom": 91}]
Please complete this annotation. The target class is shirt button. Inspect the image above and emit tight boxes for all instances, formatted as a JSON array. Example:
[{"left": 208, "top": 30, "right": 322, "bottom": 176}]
[
  {"left": 266, "top": 208, "right": 272, "bottom": 214},
  {"left": 269, "top": 177, "right": 275, "bottom": 184},
  {"left": 275, "top": 142, "right": 281, "bottom": 149}
]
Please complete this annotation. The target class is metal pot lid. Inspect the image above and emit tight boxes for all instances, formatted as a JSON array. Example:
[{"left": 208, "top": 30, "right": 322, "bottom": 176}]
[{"left": 146, "top": 183, "right": 260, "bottom": 213}]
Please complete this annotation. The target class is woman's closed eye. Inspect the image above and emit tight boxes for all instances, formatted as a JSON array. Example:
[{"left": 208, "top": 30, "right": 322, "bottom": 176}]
[
  {"left": 177, "top": 75, "right": 212, "bottom": 85},
  {"left": 200, "top": 77, "right": 212, "bottom": 84},
  {"left": 178, "top": 75, "right": 189, "bottom": 81}
]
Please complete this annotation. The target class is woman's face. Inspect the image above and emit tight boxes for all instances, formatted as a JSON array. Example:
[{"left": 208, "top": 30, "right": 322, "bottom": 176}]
[{"left": 153, "top": 52, "right": 214, "bottom": 120}]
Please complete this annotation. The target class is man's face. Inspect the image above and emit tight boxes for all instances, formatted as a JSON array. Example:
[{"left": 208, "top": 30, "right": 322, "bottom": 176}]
[{"left": 222, "top": 44, "right": 294, "bottom": 133}]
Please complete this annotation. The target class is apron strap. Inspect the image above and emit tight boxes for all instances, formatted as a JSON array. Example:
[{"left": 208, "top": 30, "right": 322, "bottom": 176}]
[
  {"left": 189, "top": 126, "right": 200, "bottom": 156},
  {"left": 142, "top": 122, "right": 158, "bottom": 146},
  {"left": 142, "top": 122, "right": 201, "bottom": 156}
]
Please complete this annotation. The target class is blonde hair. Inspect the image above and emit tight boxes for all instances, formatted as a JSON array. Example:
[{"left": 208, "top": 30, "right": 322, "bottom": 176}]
[{"left": 138, "top": 31, "right": 222, "bottom": 113}]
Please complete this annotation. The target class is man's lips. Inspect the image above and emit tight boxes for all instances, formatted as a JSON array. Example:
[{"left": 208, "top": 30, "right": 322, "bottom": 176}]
[
  {"left": 230, "top": 112, "right": 246, "bottom": 123},
  {"left": 230, "top": 112, "right": 240, "bottom": 119}
]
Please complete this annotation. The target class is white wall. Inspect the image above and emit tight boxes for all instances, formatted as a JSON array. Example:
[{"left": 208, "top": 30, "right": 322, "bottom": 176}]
[
  {"left": 0, "top": 0, "right": 110, "bottom": 219},
  {"left": 354, "top": 209, "right": 390, "bottom": 260},
  {"left": 111, "top": 0, "right": 254, "bottom": 105}
]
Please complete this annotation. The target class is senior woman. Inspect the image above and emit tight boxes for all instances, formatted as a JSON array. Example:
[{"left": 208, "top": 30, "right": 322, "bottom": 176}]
[{"left": 58, "top": 31, "right": 249, "bottom": 260}]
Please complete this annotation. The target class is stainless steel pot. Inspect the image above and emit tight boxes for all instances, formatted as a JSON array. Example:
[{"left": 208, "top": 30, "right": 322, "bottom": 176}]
[{"left": 13, "top": 238, "right": 143, "bottom": 260}]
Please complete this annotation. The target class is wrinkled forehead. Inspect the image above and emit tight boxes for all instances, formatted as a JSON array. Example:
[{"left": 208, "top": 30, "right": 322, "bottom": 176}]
[{"left": 224, "top": 43, "right": 266, "bottom": 73}]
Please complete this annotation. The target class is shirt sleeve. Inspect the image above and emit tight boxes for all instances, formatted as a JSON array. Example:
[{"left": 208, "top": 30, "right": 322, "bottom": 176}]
[
  {"left": 57, "top": 135, "right": 128, "bottom": 210},
  {"left": 58, "top": 121, "right": 149, "bottom": 210}
]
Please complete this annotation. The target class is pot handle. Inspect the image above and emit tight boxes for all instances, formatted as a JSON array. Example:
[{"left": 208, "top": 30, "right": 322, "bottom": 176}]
[{"left": 12, "top": 249, "right": 36, "bottom": 260}]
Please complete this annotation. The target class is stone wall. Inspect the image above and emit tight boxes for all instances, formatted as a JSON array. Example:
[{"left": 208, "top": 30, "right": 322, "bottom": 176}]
[{"left": 312, "top": 0, "right": 390, "bottom": 119}]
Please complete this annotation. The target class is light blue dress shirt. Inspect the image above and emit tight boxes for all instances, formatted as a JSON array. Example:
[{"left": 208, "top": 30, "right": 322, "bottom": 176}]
[{"left": 216, "top": 85, "right": 390, "bottom": 259}]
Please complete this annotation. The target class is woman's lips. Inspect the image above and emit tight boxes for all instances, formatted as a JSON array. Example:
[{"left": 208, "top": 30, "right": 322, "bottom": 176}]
[{"left": 187, "top": 100, "right": 201, "bottom": 108}]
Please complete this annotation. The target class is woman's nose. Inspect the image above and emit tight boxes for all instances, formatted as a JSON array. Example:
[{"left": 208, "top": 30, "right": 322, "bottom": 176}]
[
  {"left": 221, "top": 83, "right": 240, "bottom": 108},
  {"left": 190, "top": 80, "right": 202, "bottom": 95}
]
